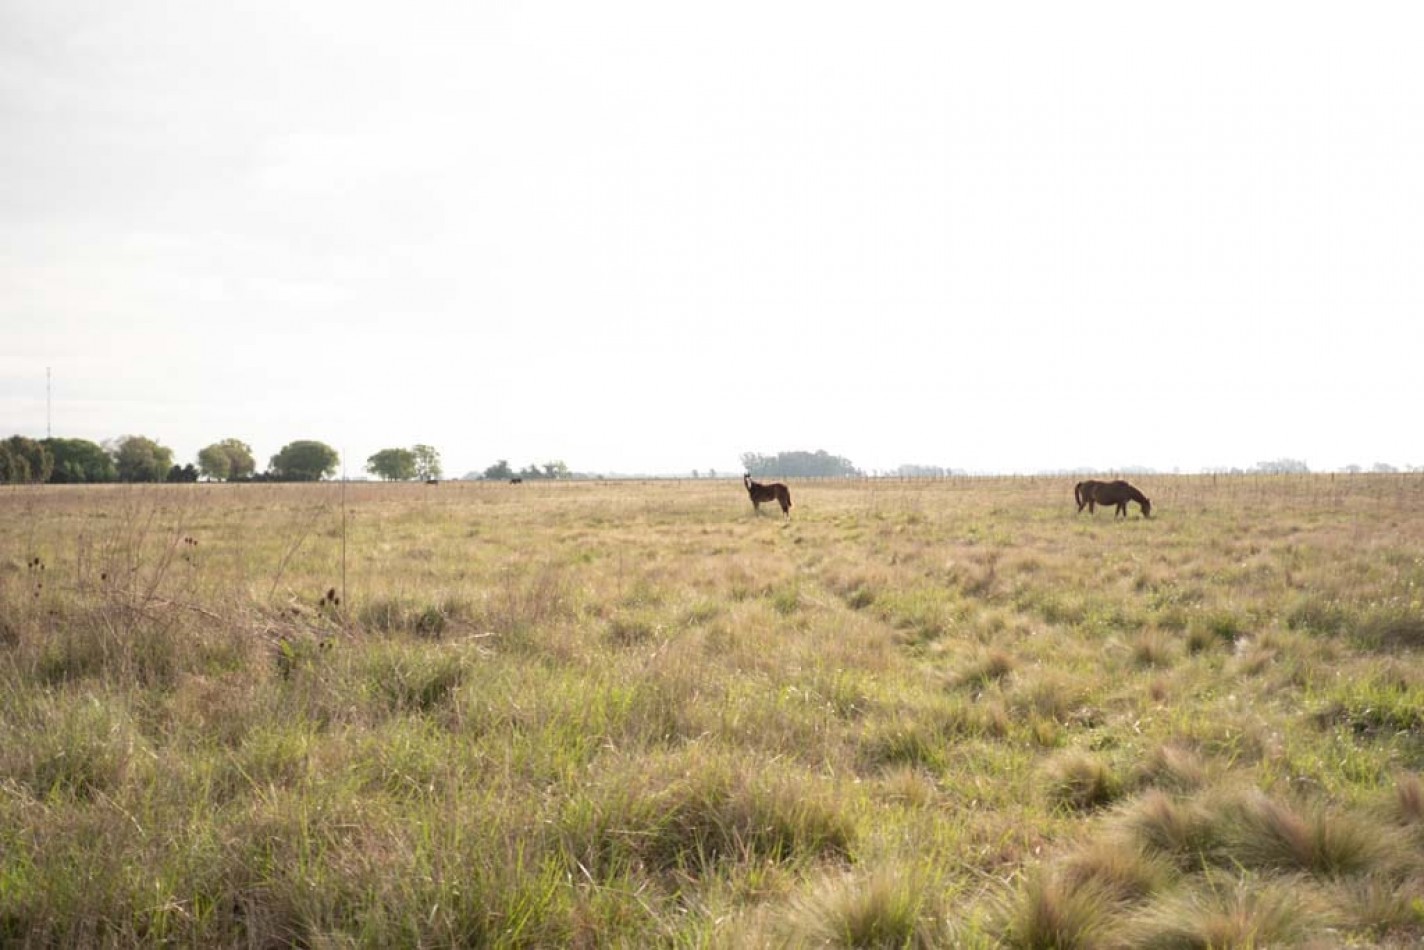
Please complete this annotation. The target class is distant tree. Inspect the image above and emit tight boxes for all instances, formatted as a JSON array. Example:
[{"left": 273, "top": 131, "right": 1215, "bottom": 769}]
[
  {"left": 412, "top": 444, "right": 443, "bottom": 481},
  {"left": 741, "top": 449, "right": 860, "bottom": 478},
  {"left": 198, "top": 444, "right": 231, "bottom": 481},
  {"left": 109, "top": 435, "right": 174, "bottom": 483},
  {"left": 1, "top": 436, "right": 54, "bottom": 484},
  {"left": 166, "top": 463, "right": 200, "bottom": 483},
  {"left": 1372, "top": 462, "right": 1398, "bottom": 474},
  {"left": 269, "top": 441, "right": 339, "bottom": 482},
  {"left": 483, "top": 459, "right": 514, "bottom": 481},
  {"left": 197, "top": 439, "right": 256, "bottom": 481},
  {"left": 1253, "top": 458, "right": 1309, "bottom": 475},
  {"left": 512, "top": 460, "right": 571, "bottom": 481},
  {"left": 44, "top": 438, "right": 117, "bottom": 483},
  {"left": 367, "top": 447, "right": 418, "bottom": 481},
  {"left": 893, "top": 464, "right": 952, "bottom": 478},
  {"left": 1344, "top": 464, "right": 1363, "bottom": 474}
]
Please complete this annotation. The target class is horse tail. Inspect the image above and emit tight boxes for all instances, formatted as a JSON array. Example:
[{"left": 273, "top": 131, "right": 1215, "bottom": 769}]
[{"left": 1074, "top": 481, "right": 1084, "bottom": 506}]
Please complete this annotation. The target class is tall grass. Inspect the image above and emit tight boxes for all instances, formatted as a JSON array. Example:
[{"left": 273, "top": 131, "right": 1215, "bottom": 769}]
[{"left": 2, "top": 475, "right": 1423, "bottom": 945}]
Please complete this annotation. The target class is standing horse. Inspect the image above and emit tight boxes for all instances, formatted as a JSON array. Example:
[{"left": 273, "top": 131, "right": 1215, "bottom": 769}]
[
  {"left": 1075, "top": 479, "right": 1151, "bottom": 518},
  {"left": 744, "top": 473, "right": 792, "bottom": 517}
]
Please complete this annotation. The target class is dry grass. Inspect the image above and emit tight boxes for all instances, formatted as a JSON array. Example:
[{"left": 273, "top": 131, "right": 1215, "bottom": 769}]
[{"left": 2, "top": 474, "right": 1424, "bottom": 946}]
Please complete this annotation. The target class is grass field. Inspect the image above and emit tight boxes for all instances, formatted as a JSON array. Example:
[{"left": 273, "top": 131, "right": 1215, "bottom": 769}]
[{"left": 3, "top": 474, "right": 1424, "bottom": 947}]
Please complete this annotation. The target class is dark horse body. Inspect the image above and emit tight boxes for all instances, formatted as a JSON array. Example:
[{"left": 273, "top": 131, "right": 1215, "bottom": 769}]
[
  {"left": 1075, "top": 479, "right": 1151, "bottom": 518},
  {"left": 744, "top": 473, "right": 792, "bottom": 517}
]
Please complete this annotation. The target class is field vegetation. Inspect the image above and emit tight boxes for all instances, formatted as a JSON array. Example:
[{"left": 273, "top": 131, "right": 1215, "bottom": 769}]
[{"left": 2, "top": 474, "right": 1423, "bottom": 947}]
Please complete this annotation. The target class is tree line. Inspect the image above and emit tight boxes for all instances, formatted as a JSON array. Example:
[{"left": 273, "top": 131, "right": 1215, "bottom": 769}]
[
  {"left": 0, "top": 435, "right": 346, "bottom": 485},
  {"left": 0, "top": 434, "right": 580, "bottom": 486}
]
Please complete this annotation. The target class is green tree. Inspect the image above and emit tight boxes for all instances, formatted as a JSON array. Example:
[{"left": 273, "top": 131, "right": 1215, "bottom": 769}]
[
  {"left": 269, "top": 440, "right": 339, "bottom": 481},
  {"left": 197, "top": 439, "right": 256, "bottom": 481},
  {"left": 43, "top": 438, "right": 117, "bottom": 483},
  {"left": 1, "top": 436, "right": 54, "bottom": 484},
  {"left": 483, "top": 459, "right": 514, "bottom": 481},
  {"left": 367, "top": 447, "right": 418, "bottom": 481},
  {"left": 167, "top": 463, "right": 200, "bottom": 483},
  {"left": 109, "top": 435, "right": 173, "bottom": 483},
  {"left": 412, "top": 444, "right": 442, "bottom": 481}
]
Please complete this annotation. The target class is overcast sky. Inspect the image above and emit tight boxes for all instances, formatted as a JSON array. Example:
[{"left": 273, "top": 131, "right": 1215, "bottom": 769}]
[{"left": 3, "top": 2, "right": 1421, "bottom": 477}]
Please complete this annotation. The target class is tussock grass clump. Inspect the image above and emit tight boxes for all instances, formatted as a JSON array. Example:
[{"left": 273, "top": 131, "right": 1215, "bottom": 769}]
[
  {"left": 557, "top": 749, "right": 855, "bottom": 881},
  {"left": 859, "top": 696, "right": 1011, "bottom": 773},
  {"left": 1391, "top": 772, "right": 1424, "bottom": 825},
  {"left": 1125, "top": 875, "right": 1331, "bottom": 949},
  {"left": 358, "top": 594, "right": 474, "bottom": 637},
  {"left": 951, "top": 648, "right": 1016, "bottom": 690},
  {"left": 860, "top": 717, "right": 950, "bottom": 773},
  {"left": 780, "top": 867, "right": 957, "bottom": 949},
  {"left": 998, "top": 867, "right": 1125, "bottom": 949},
  {"left": 1121, "top": 790, "right": 1223, "bottom": 870},
  {"left": 1130, "top": 629, "right": 1176, "bottom": 668},
  {"left": 605, "top": 608, "right": 661, "bottom": 646},
  {"left": 1328, "top": 875, "right": 1424, "bottom": 942},
  {"left": 1010, "top": 670, "right": 1094, "bottom": 726},
  {"left": 1055, "top": 838, "right": 1175, "bottom": 906},
  {"left": 1131, "top": 744, "right": 1208, "bottom": 794},
  {"left": 1192, "top": 608, "right": 1248, "bottom": 648},
  {"left": 1124, "top": 786, "right": 1402, "bottom": 879},
  {"left": 874, "top": 586, "right": 960, "bottom": 645},
  {"left": 1355, "top": 607, "right": 1424, "bottom": 652},
  {"left": 1286, "top": 594, "right": 1353, "bottom": 635},
  {"left": 360, "top": 643, "right": 466, "bottom": 713},
  {"left": 1042, "top": 751, "right": 1124, "bottom": 812},
  {"left": 1212, "top": 789, "right": 1399, "bottom": 877}
]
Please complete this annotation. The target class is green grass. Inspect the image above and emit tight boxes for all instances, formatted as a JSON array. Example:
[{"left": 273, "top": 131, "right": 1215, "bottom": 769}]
[{"left": 2, "top": 474, "right": 1424, "bottom": 945}]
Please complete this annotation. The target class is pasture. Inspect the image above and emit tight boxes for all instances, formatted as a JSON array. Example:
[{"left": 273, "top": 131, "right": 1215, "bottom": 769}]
[{"left": 2, "top": 475, "right": 1423, "bottom": 947}]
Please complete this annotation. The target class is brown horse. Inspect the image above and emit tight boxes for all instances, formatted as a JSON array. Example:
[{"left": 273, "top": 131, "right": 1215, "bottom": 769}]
[
  {"left": 1075, "top": 479, "right": 1151, "bottom": 518},
  {"left": 744, "top": 473, "right": 792, "bottom": 517}
]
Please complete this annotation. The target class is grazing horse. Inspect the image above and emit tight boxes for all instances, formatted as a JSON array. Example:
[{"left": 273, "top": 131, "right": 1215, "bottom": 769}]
[
  {"left": 1075, "top": 479, "right": 1151, "bottom": 518},
  {"left": 744, "top": 473, "right": 792, "bottom": 517},
  {"left": 509, "top": 477, "right": 523, "bottom": 485}
]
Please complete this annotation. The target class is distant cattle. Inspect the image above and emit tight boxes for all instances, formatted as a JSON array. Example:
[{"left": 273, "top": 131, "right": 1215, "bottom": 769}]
[{"left": 510, "top": 477, "right": 523, "bottom": 485}]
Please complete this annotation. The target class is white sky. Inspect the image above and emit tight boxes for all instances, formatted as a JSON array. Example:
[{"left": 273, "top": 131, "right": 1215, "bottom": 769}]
[{"left": 3, "top": 2, "right": 1422, "bottom": 477}]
